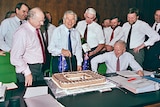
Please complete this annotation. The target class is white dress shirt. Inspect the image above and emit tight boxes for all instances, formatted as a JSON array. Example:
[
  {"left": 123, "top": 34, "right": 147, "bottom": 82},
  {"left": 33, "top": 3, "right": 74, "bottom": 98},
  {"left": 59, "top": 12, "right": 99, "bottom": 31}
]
[
  {"left": 76, "top": 20, "right": 105, "bottom": 48},
  {"left": 0, "top": 16, "right": 24, "bottom": 52},
  {"left": 104, "top": 26, "right": 122, "bottom": 46},
  {"left": 109, "top": 20, "right": 160, "bottom": 49},
  {"left": 10, "top": 22, "right": 44, "bottom": 76},
  {"left": 42, "top": 23, "right": 56, "bottom": 45},
  {"left": 91, "top": 51, "right": 143, "bottom": 73},
  {"left": 48, "top": 24, "right": 83, "bottom": 66},
  {"left": 152, "top": 22, "right": 160, "bottom": 32}
]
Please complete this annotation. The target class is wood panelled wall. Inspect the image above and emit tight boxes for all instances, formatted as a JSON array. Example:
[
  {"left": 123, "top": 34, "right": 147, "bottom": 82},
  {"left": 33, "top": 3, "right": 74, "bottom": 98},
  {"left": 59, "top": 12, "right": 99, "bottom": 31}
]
[{"left": 0, "top": 0, "right": 160, "bottom": 26}]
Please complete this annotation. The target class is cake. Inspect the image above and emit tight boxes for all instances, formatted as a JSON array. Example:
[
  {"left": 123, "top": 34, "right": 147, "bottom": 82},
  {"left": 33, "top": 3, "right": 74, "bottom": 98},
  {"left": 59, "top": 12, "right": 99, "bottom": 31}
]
[{"left": 52, "top": 70, "right": 106, "bottom": 89}]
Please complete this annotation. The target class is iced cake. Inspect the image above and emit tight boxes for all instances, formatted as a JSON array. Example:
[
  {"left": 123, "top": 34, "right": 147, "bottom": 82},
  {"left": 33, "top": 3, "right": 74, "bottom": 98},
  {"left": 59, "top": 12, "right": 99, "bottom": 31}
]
[{"left": 52, "top": 70, "right": 106, "bottom": 89}]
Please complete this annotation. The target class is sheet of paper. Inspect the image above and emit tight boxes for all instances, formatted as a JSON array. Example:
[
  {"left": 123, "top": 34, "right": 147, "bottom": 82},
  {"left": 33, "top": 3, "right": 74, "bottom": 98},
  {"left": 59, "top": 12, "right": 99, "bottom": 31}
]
[
  {"left": 25, "top": 94, "right": 65, "bottom": 107},
  {"left": 23, "top": 86, "right": 48, "bottom": 98},
  {"left": 143, "top": 70, "right": 154, "bottom": 76},
  {"left": 116, "top": 70, "right": 139, "bottom": 77},
  {"left": 3, "top": 82, "right": 18, "bottom": 90},
  {"left": 107, "top": 76, "right": 159, "bottom": 94},
  {"left": 82, "top": 43, "right": 91, "bottom": 53}
]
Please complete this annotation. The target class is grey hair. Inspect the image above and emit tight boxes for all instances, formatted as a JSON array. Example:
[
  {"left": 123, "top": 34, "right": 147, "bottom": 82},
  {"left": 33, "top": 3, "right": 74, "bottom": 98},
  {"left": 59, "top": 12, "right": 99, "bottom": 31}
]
[
  {"left": 115, "top": 40, "right": 126, "bottom": 48},
  {"left": 63, "top": 10, "right": 77, "bottom": 21},
  {"left": 85, "top": 8, "right": 96, "bottom": 16}
]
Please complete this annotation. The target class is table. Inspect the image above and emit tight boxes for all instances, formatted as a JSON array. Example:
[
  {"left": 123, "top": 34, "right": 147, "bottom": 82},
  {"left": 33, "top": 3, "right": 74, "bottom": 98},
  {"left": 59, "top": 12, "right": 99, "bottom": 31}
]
[
  {"left": 0, "top": 80, "right": 160, "bottom": 107},
  {"left": 58, "top": 88, "right": 160, "bottom": 107}
]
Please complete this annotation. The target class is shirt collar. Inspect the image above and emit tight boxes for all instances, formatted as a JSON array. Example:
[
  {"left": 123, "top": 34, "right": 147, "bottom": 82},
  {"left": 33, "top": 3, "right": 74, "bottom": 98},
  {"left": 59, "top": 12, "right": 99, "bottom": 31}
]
[
  {"left": 14, "top": 16, "right": 21, "bottom": 22},
  {"left": 155, "top": 22, "right": 160, "bottom": 26},
  {"left": 26, "top": 21, "right": 37, "bottom": 32},
  {"left": 63, "top": 24, "right": 73, "bottom": 33}
]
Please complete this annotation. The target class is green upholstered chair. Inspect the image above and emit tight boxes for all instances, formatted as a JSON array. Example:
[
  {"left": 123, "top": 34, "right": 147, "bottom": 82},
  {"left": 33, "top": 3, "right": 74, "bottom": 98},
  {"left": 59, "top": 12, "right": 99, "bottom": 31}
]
[
  {"left": 97, "top": 62, "right": 107, "bottom": 75},
  {"left": 0, "top": 53, "right": 17, "bottom": 83}
]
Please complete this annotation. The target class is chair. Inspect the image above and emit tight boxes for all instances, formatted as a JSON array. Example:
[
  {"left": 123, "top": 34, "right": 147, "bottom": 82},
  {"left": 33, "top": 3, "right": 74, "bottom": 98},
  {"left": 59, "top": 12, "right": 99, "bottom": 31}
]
[
  {"left": 97, "top": 62, "right": 107, "bottom": 75},
  {"left": 0, "top": 53, "right": 17, "bottom": 83}
]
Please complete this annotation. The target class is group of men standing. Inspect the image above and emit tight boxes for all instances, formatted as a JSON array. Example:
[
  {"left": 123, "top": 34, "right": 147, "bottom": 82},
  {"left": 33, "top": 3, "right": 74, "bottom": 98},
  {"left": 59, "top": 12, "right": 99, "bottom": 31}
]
[{"left": 0, "top": 2, "right": 160, "bottom": 86}]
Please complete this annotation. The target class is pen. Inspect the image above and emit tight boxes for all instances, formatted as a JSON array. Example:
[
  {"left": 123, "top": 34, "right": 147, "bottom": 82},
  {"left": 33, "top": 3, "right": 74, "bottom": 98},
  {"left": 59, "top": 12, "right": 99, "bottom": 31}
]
[{"left": 127, "top": 77, "right": 136, "bottom": 81}]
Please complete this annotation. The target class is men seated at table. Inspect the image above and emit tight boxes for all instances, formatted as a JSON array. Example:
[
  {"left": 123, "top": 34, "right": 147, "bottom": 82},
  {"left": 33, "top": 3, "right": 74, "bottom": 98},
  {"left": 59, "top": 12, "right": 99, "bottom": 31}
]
[{"left": 91, "top": 40, "right": 144, "bottom": 76}]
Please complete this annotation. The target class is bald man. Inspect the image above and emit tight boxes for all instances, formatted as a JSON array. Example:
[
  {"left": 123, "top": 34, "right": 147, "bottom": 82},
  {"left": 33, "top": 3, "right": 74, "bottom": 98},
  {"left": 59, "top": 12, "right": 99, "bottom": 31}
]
[
  {"left": 11, "top": 7, "right": 45, "bottom": 86},
  {"left": 91, "top": 40, "right": 144, "bottom": 76}
]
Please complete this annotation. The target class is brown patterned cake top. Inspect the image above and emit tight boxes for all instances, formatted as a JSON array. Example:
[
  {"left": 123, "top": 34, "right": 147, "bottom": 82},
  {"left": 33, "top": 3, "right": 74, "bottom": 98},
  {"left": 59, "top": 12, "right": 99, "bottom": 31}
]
[{"left": 52, "top": 70, "right": 106, "bottom": 89}]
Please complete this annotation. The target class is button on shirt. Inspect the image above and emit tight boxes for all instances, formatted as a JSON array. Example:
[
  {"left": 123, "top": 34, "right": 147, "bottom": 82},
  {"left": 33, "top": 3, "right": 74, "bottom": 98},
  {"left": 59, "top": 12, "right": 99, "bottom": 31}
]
[
  {"left": 10, "top": 22, "right": 44, "bottom": 76},
  {"left": 104, "top": 26, "right": 122, "bottom": 46},
  {"left": 91, "top": 51, "right": 143, "bottom": 73},
  {"left": 0, "top": 16, "right": 24, "bottom": 52},
  {"left": 110, "top": 20, "right": 160, "bottom": 49},
  {"left": 76, "top": 20, "right": 105, "bottom": 48},
  {"left": 48, "top": 24, "right": 83, "bottom": 66}
]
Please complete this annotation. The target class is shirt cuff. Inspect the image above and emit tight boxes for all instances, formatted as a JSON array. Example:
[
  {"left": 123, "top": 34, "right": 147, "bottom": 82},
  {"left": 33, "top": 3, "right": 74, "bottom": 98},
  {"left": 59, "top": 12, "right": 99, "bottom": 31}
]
[{"left": 23, "top": 66, "right": 31, "bottom": 76}]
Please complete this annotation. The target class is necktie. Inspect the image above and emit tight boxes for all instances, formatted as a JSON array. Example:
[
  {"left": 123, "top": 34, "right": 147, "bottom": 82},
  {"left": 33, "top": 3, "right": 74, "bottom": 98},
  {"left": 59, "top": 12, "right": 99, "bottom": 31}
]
[
  {"left": 20, "top": 21, "right": 22, "bottom": 25},
  {"left": 116, "top": 57, "right": 120, "bottom": 71},
  {"left": 45, "top": 29, "right": 49, "bottom": 46},
  {"left": 84, "top": 24, "right": 88, "bottom": 41},
  {"left": 110, "top": 29, "right": 114, "bottom": 41},
  {"left": 154, "top": 23, "right": 160, "bottom": 35},
  {"left": 154, "top": 23, "right": 158, "bottom": 31},
  {"left": 36, "top": 29, "right": 46, "bottom": 63},
  {"left": 68, "top": 30, "right": 72, "bottom": 54},
  {"left": 126, "top": 24, "right": 133, "bottom": 49},
  {"left": 158, "top": 29, "right": 160, "bottom": 35}
]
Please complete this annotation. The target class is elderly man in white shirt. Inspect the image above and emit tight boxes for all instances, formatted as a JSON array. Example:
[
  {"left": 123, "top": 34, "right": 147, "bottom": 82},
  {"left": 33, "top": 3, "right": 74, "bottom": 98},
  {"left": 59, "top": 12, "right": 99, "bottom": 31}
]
[
  {"left": 48, "top": 10, "right": 83, "bottom": 73},
  {"left": 76, "top": 8, "right": 105, "bottom": 70},
  {"left": 76, "top": 8, "right": 105, "bottom": 58},
  {"left": 91, "top": 40, "right": 144, "bottom": 76}
]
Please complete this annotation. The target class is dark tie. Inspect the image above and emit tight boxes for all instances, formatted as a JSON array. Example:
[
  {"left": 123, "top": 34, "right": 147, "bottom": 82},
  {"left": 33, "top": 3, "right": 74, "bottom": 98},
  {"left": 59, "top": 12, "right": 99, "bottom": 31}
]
[
  {"left": 158, "top": 29, "right": 160, "bottom": 35},
  {"left": 154, "top": 23, "right": 158, "bottom": 31},
  {"left": 126, "top": 24, "right": 133, "bottom": 49},
  {"left": 154, "top": 23, "right": 160, "bottom": 35},
  {"left": 20, "top": 21, "right": 22, "bottom": 25},
  {"left": 110, "top": 29, "right": 114, "bottom": 41},
  {"left": 68, "top": 30, "right": 72, "bottom": 54},
  {"left": 45, "top": 29, "right": 49, "bottom": 46},
  {"left": 84, "top": 24, "right": 88, "bottom": 41},
  {"left": 36, "top": 29, "right": 46, "bottom": 63},
  {"left": 116, "top": 57, "right": 120, "bottom": 71}
]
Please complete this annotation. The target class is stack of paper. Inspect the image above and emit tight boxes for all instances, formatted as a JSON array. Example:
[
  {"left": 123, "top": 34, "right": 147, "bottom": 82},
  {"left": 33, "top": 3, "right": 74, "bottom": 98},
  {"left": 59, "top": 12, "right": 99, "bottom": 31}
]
[
  {"left": 116, "top": 70, "right": 154, "bottom": 77},
  {"left": 25, "top": 94, "right": 64, "bottom": 107},
  {"left": 0, "top": 86, "right": 6, "bottom": 102},
  {"left": 108, "top": 76, "right": 159, "bottom": 94},
  {"left": 24, "top": 86, "right": 65, "bottom": 107},
  {"left": 3, "top": 82, "right": 18, "bottom": 90}
]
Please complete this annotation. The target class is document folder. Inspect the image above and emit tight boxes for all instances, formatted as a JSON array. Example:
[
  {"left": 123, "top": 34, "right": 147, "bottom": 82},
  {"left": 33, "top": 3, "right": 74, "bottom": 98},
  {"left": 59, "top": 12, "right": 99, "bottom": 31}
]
[{"left": 108, "top": 76, "right": 159, "bottom": 94}]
